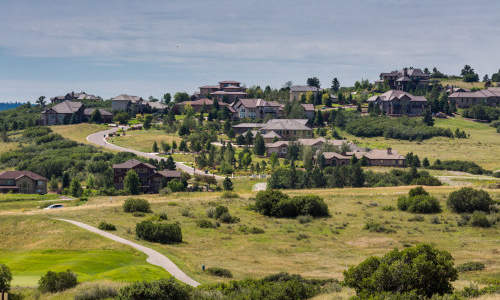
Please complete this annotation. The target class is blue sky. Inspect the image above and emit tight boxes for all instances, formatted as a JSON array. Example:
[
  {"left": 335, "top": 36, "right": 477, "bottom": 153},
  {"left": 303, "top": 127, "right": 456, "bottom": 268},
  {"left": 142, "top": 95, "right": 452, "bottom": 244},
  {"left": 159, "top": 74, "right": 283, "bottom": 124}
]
[{"left": 1, "top": 0, "right": 499, "bottom": 102}]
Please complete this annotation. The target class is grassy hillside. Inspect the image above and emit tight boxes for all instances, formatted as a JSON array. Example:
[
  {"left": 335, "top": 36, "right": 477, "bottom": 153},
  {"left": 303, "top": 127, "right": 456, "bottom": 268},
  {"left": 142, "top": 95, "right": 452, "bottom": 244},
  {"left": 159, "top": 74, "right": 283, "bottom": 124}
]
[
  {"left": 438, "top": 78, "right": 486, "bottom": 89},
  {"left": 109, "top": 129, "right": 181, "bottom": 153},
  {"left": 50, "top": 123, "right": 107, "bottom": 145}
]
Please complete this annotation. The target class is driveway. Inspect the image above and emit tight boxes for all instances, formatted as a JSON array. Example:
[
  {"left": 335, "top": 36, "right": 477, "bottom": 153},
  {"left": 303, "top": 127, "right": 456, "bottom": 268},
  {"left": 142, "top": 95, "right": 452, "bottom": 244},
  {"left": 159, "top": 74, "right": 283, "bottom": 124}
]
[
  {"left": 87, "top": 128, "right": 223, "bottom": 180},
  {"left": 56, "top": 218, "right": 200, "bottom": 287}
]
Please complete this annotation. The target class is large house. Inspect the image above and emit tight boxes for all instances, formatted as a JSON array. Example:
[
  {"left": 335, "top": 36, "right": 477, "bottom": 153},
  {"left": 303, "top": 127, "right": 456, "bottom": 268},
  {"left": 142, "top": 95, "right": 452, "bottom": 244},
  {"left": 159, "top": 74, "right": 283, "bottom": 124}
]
[
  {"left": 368, "top": 90, "right": 427, "bottom": 116},
  {"left": 321, "top": 148, "right": 405, "bottom": 167},
  {"left": 41, "top": 100, "right": 85, "bottom": 125},
  {"left": 111, "top": 94, "right": 146, "bottom": 112},
  {"left": 265, "top": 138, "right": 349, "bottom": 157},
  {"left": 449, "top": 87, "right": 500, "bottom": 108},
  {"left": 0, "top": 171, "right": 47, "bottom": 194},
  {"left": 51, "top": 91, "right": 100, "bottom": 104},
  {"left": 113, "top": 159, "right": 181, "bottom": 193},
  {"left": 197, "top": 80, "right": 247, "bottom": 102},
  {"left": 83, "top": 108, "right": 113, "bottom": 123},
  {"left": 260, "top": 119, "right": 312, "bottom": 139},
  {"left": 289, "top": 85, "right": 321, "bottom": 102},
  {"left": 377, "top": 68, "right": 430, "bottom": 91},
  {"left": 231, "top": 98, "right": 315, "bottom": 120}
]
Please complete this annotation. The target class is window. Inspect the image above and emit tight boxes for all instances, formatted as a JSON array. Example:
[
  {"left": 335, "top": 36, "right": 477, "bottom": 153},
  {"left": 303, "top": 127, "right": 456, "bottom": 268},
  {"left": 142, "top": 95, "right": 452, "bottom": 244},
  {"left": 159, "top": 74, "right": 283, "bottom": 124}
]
[{"left": 37, "top": 180, "right": 44, "bottom": 186}]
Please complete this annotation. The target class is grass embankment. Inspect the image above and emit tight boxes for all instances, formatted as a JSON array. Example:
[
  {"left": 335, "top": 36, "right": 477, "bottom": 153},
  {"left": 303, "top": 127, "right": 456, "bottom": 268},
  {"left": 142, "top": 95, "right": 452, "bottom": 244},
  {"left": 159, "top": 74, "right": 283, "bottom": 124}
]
[
  {"left": 50, "top": 123, "right": 107, "bottom": 145},
  {"left": 109, "top": 129, "right": 181, "bottom": 153},
  {"left": 0, "top": 215, "right": 169, "bottom": 287},
  {"left": 342, "top": 116, "right": 500, "bottom": 170},
  {"left": 438, "top": 78, "right": 485, "bottom": 89},
  {"left": 40, "top": 185, "right": 500, "bottom": 287}
]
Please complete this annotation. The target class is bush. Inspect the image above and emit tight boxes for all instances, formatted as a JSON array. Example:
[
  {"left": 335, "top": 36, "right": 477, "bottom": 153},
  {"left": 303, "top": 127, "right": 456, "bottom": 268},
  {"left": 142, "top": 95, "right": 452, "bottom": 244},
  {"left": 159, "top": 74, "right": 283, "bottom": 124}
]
[
  {"left": 197, "top": 219, "right": 217, "bottom": 228},
  {"left": 214, "top": 205, "right": 229, "bottom": 219},
  {"left": 429, "top": 160, "right": 488, "bottom": 175},
  {"left": 255, "top": 190, "right": 329, "bottom": 218},
  {"left": 167, "top": 179, "right": 185, "bottom": 192},
  {"left": 239, "top": 225, "right": 265, "bottom": 234},
  {"left": 135, "top": 221, "right": 182, "bottom": 244},
  {"left": 457, "top": 261, "right": 485, "bottom": 273},
  {"left": 470, "top": 211, "right": 491, "bottom": 227},
  {"left": 447, "top": 188, "right": 494, "bottom": 213},
  {"left": 117, "top": 278, "right": 190, "bottom": 300},
  {"left": 123, "top": 198, "right": 151, "bottom": 213},
  {"left": 218, "top": 212, "right": 240, "bottom": 224},
  {"left": 221, "top": 191, "right": 239, "bottom": 199},
  {"left": 344, "top": 244, "right": 458, "bottom": 297},
  {"left": 38, "top": 270, "right": 77, "bottom": 293},
  {"left": 97, "top": 221, "right": 116, "bottom": 231},
  {"left": 363, "top": 220, "right": 395, "bottom": 233},
  {"left": 408, "top": 186, "right": 429, "bottom": 197},
  {"left": 398, "top": 188, "right": 441, "bottom": 214},
  {"left": 74, "top": 283, "right": 118, "bottom": 300},
  {"left": 297, "top": 215, "right": 313, "bottom": 224},
  {"left": 206, "top": 267, "right": 233, "bottom": 278}
]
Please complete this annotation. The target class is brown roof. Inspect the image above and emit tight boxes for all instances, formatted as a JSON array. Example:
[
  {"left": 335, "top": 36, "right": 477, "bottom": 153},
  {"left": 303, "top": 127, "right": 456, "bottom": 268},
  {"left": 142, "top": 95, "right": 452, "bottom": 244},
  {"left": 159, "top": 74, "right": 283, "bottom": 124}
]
[
  {"left": 290, "top": 85, "right": 320, "bottom": 92},
  {"left": 322, "top": 152, "right": 351, "bottom": 160},
  {"left": 219, "top": 80, "right": 240, "bottom": 84},
  {"left": 236, "top": 98, "right": 283, "bottom": 109},
  {"left": 156, "top": 170, "right": 182, "bottom": 178},
  {"left": 449, "top": 87, "right": 500, "bottom": 99},
  {"left": 361, "top": 149, "right": 404, "bottom": 160},
  {"left": 232, "top": 123, "right": 264, "bottom": 128},
  {"left": 265, "top": 141, "right": 289, "bottom": 148},
  {"left": 112, "top": 159, "right": 156, "bottom": 169},
  {"left": 368, "top": 90, "right": 427, "bottom": 102},
  {"left": 83, "top": 108, "right": 112, "bottom": 116},
  {"left": 210, "top": 91, "right": 247, "bottom": 95},
  {"left": 301, "top": 104, "right": 315, "bottom": 111},
  {"left": 177, "top": 98, "right": 236, "bottom": 112},
  {"left": 0, "top": 171, "right": 47, "bottom": 181},
  {"left": 43, "top": 100, "right": 83, "bottom": 114},
  {"left": 199, "top": 85, "right": 220, "bottom": 89},
  {"left": 112, "top": 94, "right": 143, "bottom": 102},
  {"left": 261, "top": 119, "right": 311, "bottom": 131}
]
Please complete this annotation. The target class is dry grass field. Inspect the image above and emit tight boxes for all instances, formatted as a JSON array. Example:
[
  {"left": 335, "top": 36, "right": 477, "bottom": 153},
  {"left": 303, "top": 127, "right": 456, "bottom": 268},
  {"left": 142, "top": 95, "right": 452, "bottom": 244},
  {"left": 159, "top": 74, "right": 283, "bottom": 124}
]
[
  {"left": 438, "top": 78, "right": 486, "bottom": 89},
  {"left": 50, "top": 123, "right": 107, "bottom": 145},
  {"left": 109, "top": 129, "right": 181, "bottom": 153}
]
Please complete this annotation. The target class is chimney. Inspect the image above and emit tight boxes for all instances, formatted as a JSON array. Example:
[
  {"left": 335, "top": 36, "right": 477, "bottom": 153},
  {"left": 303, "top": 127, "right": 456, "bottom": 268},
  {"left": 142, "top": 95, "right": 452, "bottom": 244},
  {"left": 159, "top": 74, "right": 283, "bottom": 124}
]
[
  {"left": 403, "top": 68, "right": 408, "bottom": 77},
  {"left": 387, "top": 148, "right": 392, "bottom": 154}
]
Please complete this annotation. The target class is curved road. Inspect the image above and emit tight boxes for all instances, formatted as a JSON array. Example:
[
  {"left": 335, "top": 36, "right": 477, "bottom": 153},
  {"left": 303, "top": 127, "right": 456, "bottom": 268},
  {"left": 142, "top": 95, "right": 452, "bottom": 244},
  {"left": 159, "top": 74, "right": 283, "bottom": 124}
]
[
  {"left": 56, "top": 218, "right": 200, "bottom": 287},
  {"left": 87, "top": 128, "right": 223, "bottom": 180}
]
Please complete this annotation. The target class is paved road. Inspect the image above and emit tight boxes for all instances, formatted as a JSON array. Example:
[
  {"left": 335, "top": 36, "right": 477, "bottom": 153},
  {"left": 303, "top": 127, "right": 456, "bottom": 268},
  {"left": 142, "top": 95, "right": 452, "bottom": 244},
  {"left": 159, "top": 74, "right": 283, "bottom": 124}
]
[
  {"left": 87, "top": 128, "right": 223, "bottom": 180},
  {"left": 252, "top": 182, "right": 267, "bottom": 191},
  {"left": 56, "top": 218, "right": 200, "bottom": 287}
]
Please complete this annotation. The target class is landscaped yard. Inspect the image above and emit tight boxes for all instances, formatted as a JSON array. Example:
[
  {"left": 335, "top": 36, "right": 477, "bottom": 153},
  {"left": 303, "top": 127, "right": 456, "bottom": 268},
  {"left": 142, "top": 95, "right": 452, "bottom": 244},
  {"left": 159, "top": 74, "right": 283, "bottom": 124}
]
[
  {"left": 109, "top": 129, "right": 181, "bottom": 153},
  {"left": 50, "top": 123, "right": 107, "bottom": 145}
]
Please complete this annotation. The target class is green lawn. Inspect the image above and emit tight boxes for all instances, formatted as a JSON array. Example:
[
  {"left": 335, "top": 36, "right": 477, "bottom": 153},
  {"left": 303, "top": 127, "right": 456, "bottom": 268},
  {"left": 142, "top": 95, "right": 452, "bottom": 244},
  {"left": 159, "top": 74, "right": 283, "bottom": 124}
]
[
  {"left": 438, "top": 78, "right": 485, "bottom": 89},
  {"left": 109, "top": 129, "right": 181, "bottom": 153},
  {"left": 50, "top": 124, "right": 107, "bottom": 145}
]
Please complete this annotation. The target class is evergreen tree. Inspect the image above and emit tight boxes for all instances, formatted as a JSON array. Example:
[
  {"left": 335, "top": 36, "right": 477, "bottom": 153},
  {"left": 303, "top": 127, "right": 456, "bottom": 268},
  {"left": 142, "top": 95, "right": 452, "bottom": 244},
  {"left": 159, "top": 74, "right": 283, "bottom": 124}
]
[
  {"left": 62, "top": 172, "right": 70, "bottom": 188},
  {"left": 245, "top": 130, "right": 253, "bottom": 145},
  {"left": 49, "top": 176, "right": 59, "bottom": 192},
  {"left": 331, "top": 77, "right": 340, "bottom": 93},
  {"left": 423, "top": 109, "right": 434, "bottom": 126},
  {"left": 90, "top": 109, "right": 102, "bottom": 123},
  {"left": 165, "top": 156, "right": 176, "bottom": 170},
  {"left": 254, "top": 133, "right": 266, "bottom": 156},
  {"left": 124, "top": 170, "right": 140, "bottom": 195},
  {"left": 152, "top": 141, "right": 159, "bottom": 153},
  {"left": 270, "top": 152, "right": 279, "bottom": 170},
  {"left": 228, "top": 128, "right": 235, "bottom": 139},
  {"left": 223, "top": 177, "right": 233, "bottom": 191},
  {"left": 351, "top": 164, "right": 365, "bottom": 187},
  {"left": 422, "top": 157, "right": 430, "bottom": 168},
  {"left": 314, "top": 111, "right": 324, "bottom": 126},
  {"left": 0, "top": 264, "right": 12, "bottom": 299},
  {"left": 69, "top": 178, "right": 82, "bottom": 197}
]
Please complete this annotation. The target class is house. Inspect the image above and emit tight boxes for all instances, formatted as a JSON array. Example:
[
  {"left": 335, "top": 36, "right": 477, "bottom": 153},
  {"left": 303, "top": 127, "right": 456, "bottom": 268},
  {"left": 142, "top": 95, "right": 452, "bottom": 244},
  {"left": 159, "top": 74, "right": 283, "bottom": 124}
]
[
  {"left": 260, "top": 119, "right": 312, "bottom": 139},
  {"left": 83, "top": 108, "right": 113, "bottom": 123},
  {"left": 197, "top": 80, "right": 247, "bottom": 102},
  {"left": 449, "top": 87, "right": 500, "bottom": 108},
  {"left": 175, "top": 98, "right": 236, "bottom": 115},
  {"left": 322, "top": 152, "right": 352, "bottom": 166},
  {"left": 232, "top": 123, "right": 264, "bottom": 135},
  {"left": 111, "top": 94, "right": 146, "bottom": 112},
  {"left": 50, "top": 91, "right": 100, "bottom": 104},
  {"left": 265, "top": 141, "right": 290, "bottom": 157},
  {"left": 301, "top": 103, "right": 315, "bottom": 119},
  {"left": 289, "top": 85, "right": 321, "bottom": 102},
  {"left": 40, "top": 100, "right": 85, "bottom": 125},
  {"left": 321, "top": 148, "right": 405, "bottom": 167},
  {"left": 297, "top": 137, "right": 349, "bottom": 151},
  {"left": 376, "top": 68, "right": 430, "bottom": 91},
  {"left": 367, "top": 90, "right": 427, "bottom": 116},
  {"left": 113, "top": 159, "right": 181, "bottom": 193},
  {"left": 232, "top": 98, "right": 283, "bottom": 119},
  {"left": 0, "top": 171, "right": 47, "bottom": 194}
]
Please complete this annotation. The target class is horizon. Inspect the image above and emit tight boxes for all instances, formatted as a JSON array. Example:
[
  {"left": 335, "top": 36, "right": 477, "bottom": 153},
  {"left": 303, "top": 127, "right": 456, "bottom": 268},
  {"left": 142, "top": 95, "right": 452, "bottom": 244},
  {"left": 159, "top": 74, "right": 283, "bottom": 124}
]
[{"left": 1, "top": 0, "right": 500, "bottom": 102}]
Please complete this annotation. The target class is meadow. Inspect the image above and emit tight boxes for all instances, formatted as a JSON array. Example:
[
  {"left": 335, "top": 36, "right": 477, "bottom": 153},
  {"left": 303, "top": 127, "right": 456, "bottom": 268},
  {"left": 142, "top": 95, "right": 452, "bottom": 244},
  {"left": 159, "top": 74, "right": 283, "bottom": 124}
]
[
  {"left": 50, "top": 123, "right": 107, "bottom": 145},
  {"left": 438, "top": 78, "right": 486, "bottom": 89},
  {"left": 109, "top": 129, "right": 181, "bottom": 153}
]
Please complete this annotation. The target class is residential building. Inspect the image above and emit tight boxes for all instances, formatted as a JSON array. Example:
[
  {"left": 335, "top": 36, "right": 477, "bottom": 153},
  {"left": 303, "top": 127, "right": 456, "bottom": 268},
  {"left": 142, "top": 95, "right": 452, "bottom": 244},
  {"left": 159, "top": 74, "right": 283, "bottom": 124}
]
[
  {"left": 376, "top": 68, "right": 430, "bottom": 91},
  {"left": 265, "top": 141, "right": 290, "bottom": 157},
  {"left": 83, "top": 108, "right": 113, "bottom": 123},
  {"left": 260, "top": 119, "right": 312, "bottom": 139},
  {"left": 289, "top": 85, "right": 321, "bottom": 102},
  {"left": 232, "top": 98, "right": 283, "bottom": 119},
  {"left": 232, "top": 123, "right": 264, "bottom": 135},
  {"left": 51, "top": 91, "right": 100, "bottom": 104},
  {"left": 449, "top": 87, "right": 500, "bottom": 108},
  {"left": 367, "top": 90, "right": 427, "bottom": 116},
  {"left": 265, "top": 138, "right": 348, "bottom": 157},
  {"left": 197, "top": 80, "right": 247, "bottom": 102},
  {"left": 40, "top": 100, "right": 85, "bottom": 125},
  {"left": 0, "top": 171, "right": 47, "bottom": 194},
  {"left": 113, "top": 159, "right": 181, "bottom": 193},
  {"left": 301, "top": 103, "right": 315, "bottom": 119},
  {"left": 321, "top": 148, "right": 405, "bottom": 167},
  {"left": 111, "top": 94, "right": 146, "bottom": 112}
]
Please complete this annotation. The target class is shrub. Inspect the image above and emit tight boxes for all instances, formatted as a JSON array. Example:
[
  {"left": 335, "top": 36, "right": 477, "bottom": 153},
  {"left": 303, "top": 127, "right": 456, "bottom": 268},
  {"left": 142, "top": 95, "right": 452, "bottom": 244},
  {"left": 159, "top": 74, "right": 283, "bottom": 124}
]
[
  {"left": 117, "top": 278, "right": 190, "bottom": 300},
  {"left": 221, "top": 191, "right": 239, "bottom": 199},
  {"left": 408, "top": 186, "right": 429, "bottom": 197},
  {"left": 135, "top": 221, "right": 182, "bottom": 244},
  {"left": 408, "top": 215, "right": 425, "bottom": 222},
  {"left": 470, "top": 211, "right": 491, "bottom": 227},
  {"left": 429, "top": 160, "right": 488, "bottom": 175},
  {"left": 180, "top": 207, "right": 192, "bottom": 217},
  {"left": 239, "top": 225, "right": 265, "bottom": 234},
  {"left": 123, "top": 198, "right": 151, "bottom": 213},
  {"left": 343, "top": 244, "right": 458, "bottom": 297},
  {"left": 398, "top": 188, "right": 441, "bottom": 214},
  {"left": 97, "top": 221, "right": 116, "bottom": 231},
  {"left": 38, "top": 270, "right": 77, "bottom": 293},
  {"left": 255, "top": 190, "right": 289, "bottom": 216},
  {"left": 447, "top": 188, "right": 494, "bottom": 213},
  {"left": 167, "top": 179, "right": 185, "bottom": 192},
  {"left": 133, "top": 212, "right": 145, "bottom": 217},
  {"left": 381, "top": 205, "right": 395, "bottom": 211},
  {"left": 206, "top": 267, "right": 233, "bottom": 278},
  {"left": 74, "top": 283, "right": 118, "bottom": 300},
  {"left": 197, "top": 219, "right": 216, "bottom": 228},
  {"left": 457, "top": 261, "right": 485, "bottom": 273},
  {"left": 363, "top": 220, "right": 395, "bottom": 233},
  {"left": 218, "top": 212, "right": 240, "bottom": 224},
  {"left": 214, "top": 205, "right": 229, "bottom": 219},
  {"left": 255, "top": 191, "right": 329, "bottom": 218},
  {"left": 297, "top": 215, "right": 313, "bottom": 224}
]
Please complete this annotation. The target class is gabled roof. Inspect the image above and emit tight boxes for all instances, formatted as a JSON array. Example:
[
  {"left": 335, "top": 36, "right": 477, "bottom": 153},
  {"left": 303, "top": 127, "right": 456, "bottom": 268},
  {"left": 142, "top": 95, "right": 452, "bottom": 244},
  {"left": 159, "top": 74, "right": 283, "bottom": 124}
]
[
  {"left": 261, "top": 131, "right": 281, "bottom": 139},
  {"left": 236, "top": 98, "right": 283, "bottom": 109},
  {"left": 0, "top": 170, "right": 47, "bottom": 181},
  {"left": 449, "top": 87, "right": 500, "bottom": 98},
  {"left": 199, "top": 85, "right": 220, "bottom": 89},
  {"left": 210, "top": 91, "right": 247, "bottom": 95},
  {"left": 232, "top": 123, "right": 264, "bottom": 128},
  {"left": 219, "top": 80, "right": 240, "bottom": 84},
  {"left": 83, "top": 108, "right": 112, "bottom": 116},
  {"left": 368, "top": 90, "right": 427, "bottom": 102},
  {"left": 322, "top": 152, "right": 351, "bottom": 160},
  {"left": 147, "top": 101, "right": 167, "bottom": 110},
  {"left": 156, "top": 170, "right": 182, "bottom": 178},
  {"left": 298, "top": 137, "right": 326, "bottom": 146},
  {"left": 112, "top": 159, "right": 156, "bottom": 169},
  {"left": 42, "top": 100, "right": 83, "bottom": 114},
  {"left": 265, "top": 141, "right": 289, "bottom": 148},
  {"left": 112, "top": 94, "right": 143, "bottom": 102},
  {"left": 290, "top": 85, "right": 320, "bottom": 92},
  {"left": 301, "top": 104, "right": 315, "bottom": 111},
  {"left": 262, "top": 119, "right": 311, "bottom": 131},
  {"left": 363, "top": 149, "right": 405, "bottom": 160},
  {"left": 177, "top": 98, "right": 236, "bottom": 112}
]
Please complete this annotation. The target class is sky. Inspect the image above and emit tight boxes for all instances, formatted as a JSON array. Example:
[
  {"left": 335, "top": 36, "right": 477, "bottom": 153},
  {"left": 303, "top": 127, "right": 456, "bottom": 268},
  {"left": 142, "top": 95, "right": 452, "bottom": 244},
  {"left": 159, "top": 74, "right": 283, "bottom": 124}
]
[{"left": 1, "top": 0, "right": 500, "bottom": 102}]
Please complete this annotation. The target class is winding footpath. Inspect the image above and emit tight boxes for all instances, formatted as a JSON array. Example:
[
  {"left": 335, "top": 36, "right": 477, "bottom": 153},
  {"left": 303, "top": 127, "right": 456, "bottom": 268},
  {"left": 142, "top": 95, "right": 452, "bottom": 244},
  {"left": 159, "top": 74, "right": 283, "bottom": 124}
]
[
  {"left": 56, "top": 218, "right": 200, "bottom": 287},
  {"left": 87, "top": 128, "right": 224, "bottom": 180}
]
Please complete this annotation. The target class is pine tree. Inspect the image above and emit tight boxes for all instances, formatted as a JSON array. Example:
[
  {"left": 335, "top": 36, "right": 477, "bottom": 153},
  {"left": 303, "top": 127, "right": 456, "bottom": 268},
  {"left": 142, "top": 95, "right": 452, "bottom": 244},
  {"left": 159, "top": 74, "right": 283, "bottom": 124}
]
[
  {"left": 423, "top": 109, "right": 434, "bottom": 126},
  {"left": 223, "top": 177, "right": 233, "bottom": 191},
  {"left": 124, "top": 170, "right": 140, "bottom": 195},
  {"left": 351, "top": 164, "right": 365, "bottom": 187},
  {"left": 422, "top": 157, "right": 430, "bottom": 168},
  {"left": 254, "top": 133, "right": 266, "bottom": 156},
  {"left": 90, "top": 109, "right": 102, "bottom": 123},
  {"left": 166, "top": 156, "right": 176, "bottom": 170},
  {"left": 62, "top": 172, "right": 70, "bottom": 188},
  {"left": 69, "top": 178, "right": 82, "bottom": 197},
  {"left": 331, "top": 77, "right": 340, "bottom": 93},
  {"left": 152, "top": 141, "right": 159, "bottom": 153},
  {"left": 245, "top": 130, "right": 253, "bottom": 145}
]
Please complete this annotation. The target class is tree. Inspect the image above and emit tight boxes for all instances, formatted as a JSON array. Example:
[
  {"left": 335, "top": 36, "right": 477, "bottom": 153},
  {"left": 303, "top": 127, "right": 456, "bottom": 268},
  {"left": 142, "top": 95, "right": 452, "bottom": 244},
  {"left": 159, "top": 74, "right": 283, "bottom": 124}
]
[
  {"left": 447, "top": 187, "right": 493, "bottom": 213},
  {"left": 62, "top": 172, "right": 70, "bottom": 188},
  {"left": 0, "top": 264, "right": 12, "bottom": 300},
  {"left": 49, "top": 176, "right": 59, "bottom": 192},
  {"left": 124, "top": 170, "right": 141, "bottom": 195},
  {"left": 331, "top": 77, "right": 340, "bottom": 93},
  {"left": 322, "top": 93, "right": 331, "bottom": 107},
  {"left": 173, "top": 92, "right": 190, "bottom": 103},
  {"left": 161, "top": 141, "right": 170, "bottom": 153},
  {"left": 90, "top": 109, "right": 102, "bottom": 123},
  {"left": 344, "top": 244, "right": 458, "bottom": 297},
  {"left": 223, "top": 177, "right": 233, "bottom": 191},
  {"left": 163, "top": 93, "right": 171, "bottom": 104},
  {"left": 114, "top": 112, "right": 130, "bottom": 125},
  {"left": 491, "top": 69, "right": 500, "bottom": 82},
  {"left": 270, "top": 152, "right": 279, "bottom": 170},
  {"left": 69, "top": 178, "right": 82, "bottom": 197},
  {"left": 351, "top": 163, "right": 365, "bottom": 187},
  {"left": 306, "top": 77, "right": 320, "bottom": 88},
  {"left": 165, "top": 156, "right": 176, "bottom": 170},
  {"left": 245, "top": 130, "right": 253, "bottom": 145},
  {"left": 461, "top": 65, "right": 479, "bottom": 82},
  {"left": 422, "top": 157, "right": 430, "bottom": 167},
  {"left": 423, "top": 109, "right": 434, "bottom": 126},
  {"left": 86, "top": 173, "right": 95, "bottom": 189},
  {"left": 36, "top": 96, "right": 46, "bottom": 108},
  {"left": 302, "top": 147, "right": 314, "bottom": 171},
  {"left": 253, "top": 133, "right": 265, "bottom": 156}
]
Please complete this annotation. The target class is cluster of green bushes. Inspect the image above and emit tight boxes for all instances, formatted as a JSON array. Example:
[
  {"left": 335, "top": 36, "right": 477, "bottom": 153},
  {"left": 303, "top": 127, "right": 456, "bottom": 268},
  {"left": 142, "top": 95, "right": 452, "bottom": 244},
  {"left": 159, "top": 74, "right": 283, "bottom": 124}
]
[
  {"left": 456, "top": 261, "right": 485, "bottom": 273},
  {"left": 364, "top": 168, "right": 441, "bottom": 187},
  {"left": 0, "top": 103, "right": 42, "bottom": 132},
  {"left": 38, "top": 270, "right": 78, "bottom": 293},
  {"left": 135, "top": 221, "right": 182, "bottom": 244},
  {"left": 343, "top": 114, "right": 454, "bottom": 141},
  {"left": 448, "top": 188, "right": 498, "bottom": 228},
  {"left": 397, "top": 187, "right": 442, "bottom": 214},
  {"left": 254, "top": 190, "right": 329, "bottom": 218},
  {"left": 123, "top": 198, "right": 151, "bottom": 213},
  {"left": 463, "top": 105, "right": 500, "bottom": 122},
  {"left": 206, "top": 267, "right": 233, "bottom": 278},
  {"left": 206, "top": 205, "right": 239, "bottom": 223},
  {"left": 74, "top": 283, "right": 118, "bottom": 300},
  {"left": 429, "top": 159, "right": 488, "bottom": 175},
  {"left": 97, "top": 221, "right": 116, "bottom": 231}
]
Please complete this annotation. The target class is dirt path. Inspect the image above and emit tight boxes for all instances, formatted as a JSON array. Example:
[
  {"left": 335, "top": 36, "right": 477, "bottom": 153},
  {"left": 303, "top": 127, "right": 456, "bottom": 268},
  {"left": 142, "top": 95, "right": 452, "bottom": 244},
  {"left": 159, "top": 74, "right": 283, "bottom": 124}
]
[
  {"left": 87, "top": 128, "right": 223, "bottom": 180},
  {"left": 56, "top": 218, "right": 200, "bottom": 287}
]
